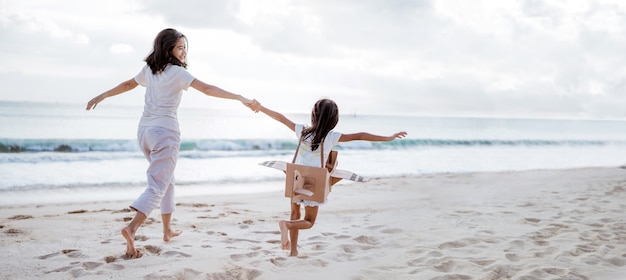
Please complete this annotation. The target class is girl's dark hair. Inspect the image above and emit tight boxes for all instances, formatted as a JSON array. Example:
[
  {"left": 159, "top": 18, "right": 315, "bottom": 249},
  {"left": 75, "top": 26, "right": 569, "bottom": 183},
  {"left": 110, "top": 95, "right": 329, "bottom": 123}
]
[
  {"left": 145, "top": 28, "right": 188, "bottom": 74},
  {"left": 302, "top": 99, "right": 339, "bottom": 151}
]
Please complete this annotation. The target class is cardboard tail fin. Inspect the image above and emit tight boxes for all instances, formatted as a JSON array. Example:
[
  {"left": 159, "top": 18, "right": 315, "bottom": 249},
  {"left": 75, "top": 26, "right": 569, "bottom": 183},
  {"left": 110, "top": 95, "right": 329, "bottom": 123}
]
[{"left": 292, "top": 170, "right": 314, "bottom": 196}]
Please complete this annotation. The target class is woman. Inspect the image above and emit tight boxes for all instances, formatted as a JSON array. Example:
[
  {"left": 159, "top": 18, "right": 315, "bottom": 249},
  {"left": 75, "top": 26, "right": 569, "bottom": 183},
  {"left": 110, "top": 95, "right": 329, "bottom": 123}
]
[{"left": 86, "top": 28, "right": 256, "bottom": 258}]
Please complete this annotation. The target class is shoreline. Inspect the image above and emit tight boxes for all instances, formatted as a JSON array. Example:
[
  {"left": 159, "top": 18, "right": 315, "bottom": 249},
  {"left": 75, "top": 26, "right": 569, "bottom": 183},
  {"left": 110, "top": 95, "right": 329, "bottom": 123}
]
[{"left": 1, "top": 167, "right": 625, "bottom": 279}]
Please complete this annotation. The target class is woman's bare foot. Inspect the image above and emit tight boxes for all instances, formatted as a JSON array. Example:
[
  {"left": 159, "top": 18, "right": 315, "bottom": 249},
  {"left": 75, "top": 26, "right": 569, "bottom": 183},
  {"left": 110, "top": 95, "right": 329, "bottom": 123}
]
[
  {"left": 278, "top": 220, "right": 290, "bottom": 250},
  {"left": 121, "top": 227, "right": 140, "bottom": 258},
  {"left": 163, "top": 229, "right": 182, "bottom": 242},
  {"left": 124, "top": 248, "right": 143, "bottom": 259}
]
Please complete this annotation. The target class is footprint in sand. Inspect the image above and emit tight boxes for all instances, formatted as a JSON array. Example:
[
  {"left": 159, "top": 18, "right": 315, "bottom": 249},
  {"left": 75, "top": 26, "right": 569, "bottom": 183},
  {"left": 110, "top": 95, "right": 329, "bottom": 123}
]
[
  {"left": 161, "top": 250, "right": 191, "bottom": 258},
  {"left": 223, "top": 238, "right": 259, "bottom": 244},
  {"left": 333, "top": 235, "right": 351, "bottom": 240},
  {"left": 266, "top": 239, "right": 282, "bottom": 246},
  {"left": 530, "top": 267, "right": 568, "bottom": 277},
  {"left": 46, "top": 265, "right": 74, "bottom": 274},
  {"left": 230, "top": 251, "right": 259, "bottom": 261},
  {"left": 82, "top": 261, "right": 103, "bottom": 270},
  {"left": 505, "top": 253, "right": 522, "bottom": 262},
  {"left": 470, "top": 259, "right": 496, "bottom": 267},
  {"left": 203, "top": 266, "right": 262, "bottom": 280},
  {"left": 605, "top": 257, "right": 626, "bottom": 266},
  {"left": 197, "top": 215, "right": 220, "bottom": 219},
  {"left": 69, "top": 268, "right": 87, "bottom": 278},
  {"left": 407, "top": 258, "right": 423, "bottom": 267},
  {"left": 308, "top": 258, "right": 328, "bottom": 267},
  {"left": 104, "top": 263, "right": 125, "bottom": 271},
  {"left": 567, "top": 243, "right": 597, "bottom": 257},
  {"left": 381, "top": 228, "right": 403, "bottom": 234},
  {"left": 270, "top": 257, "right": 288, "bottom": 267},
  {"left": 309, "top": 242, "right": 328, "bottom": 251},
  {"left": 605, "top": 185, "right": 625, "bottom": 195},
  {"left": 144, "top": 245, "right": 162, "bottom": 255},
  {"left": 340, "top": 244, "right": 374, "bottom": 254},
  {"left": 37, "top": 249, "right": 87, "bottom": 260},
  {"left": 366, "top": 225, "right": 385, "bottom": 230},
  {"left": 421, "top": 251, "right": 443, "bottom": 259},
  {"left": 354, "top": 235, "right": 380, "bottom": 245},
  {"left": 144, "top": 217, "right": 157, "bottom": 225},
  {"left": 4, "top": 228, "right": 25, "bottom": 236},
  {"left": 507, "top": 239, "right": 526, "bottom": 249},
  {"left": 62, "top": 249, "right": 87, "bottom": 258},
  {"left": 524, "top": 217, "right": 541, "bottom": 223},
  {"left": 483, "top": 264, "right": 519, "bottom": 279},
  {"left": 8, "top": 214, "right": 33, "bottom": 220},
  {"left": 433, "top": 260, "right": 457, "bottom": 272},
  {"left": 438, "top": 238, "right": 480, "bottom": 249},
  {"left": 101, "top": 238, "right": 114, "bottom": 244},
  {"left": 37, "top": 252, "right": 61, "bottom": 259},
  {"left": 144, "top": 268, "right": 201, "bottom": 279},
  {"left": 134, "top": 235, "right": 149, "bottom": 241}
]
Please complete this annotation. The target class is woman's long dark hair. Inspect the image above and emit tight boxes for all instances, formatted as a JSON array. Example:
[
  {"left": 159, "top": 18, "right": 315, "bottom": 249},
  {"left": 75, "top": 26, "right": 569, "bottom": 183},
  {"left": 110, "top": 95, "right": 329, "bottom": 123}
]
[
  {"left": 302, "top": 99, "right": 339, "bottom": 151},
  {"left": 145, "top": 28, "right": 188, "bottom": 74}
]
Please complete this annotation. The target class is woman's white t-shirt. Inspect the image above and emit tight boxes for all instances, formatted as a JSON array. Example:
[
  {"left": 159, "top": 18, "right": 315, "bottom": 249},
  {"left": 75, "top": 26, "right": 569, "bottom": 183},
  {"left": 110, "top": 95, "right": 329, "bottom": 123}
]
[
  {"left": 294, "top": 124, "right": 342, "bottom": 167},
  {"left": 134, "top": 65, "right": 195, "bottom": 133}
]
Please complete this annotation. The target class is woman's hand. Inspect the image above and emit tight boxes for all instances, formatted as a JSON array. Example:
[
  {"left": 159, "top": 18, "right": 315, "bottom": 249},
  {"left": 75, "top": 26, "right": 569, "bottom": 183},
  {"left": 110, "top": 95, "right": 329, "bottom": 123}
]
[{"left": 86, "top": 94, "right": 105, "bottom": 110}]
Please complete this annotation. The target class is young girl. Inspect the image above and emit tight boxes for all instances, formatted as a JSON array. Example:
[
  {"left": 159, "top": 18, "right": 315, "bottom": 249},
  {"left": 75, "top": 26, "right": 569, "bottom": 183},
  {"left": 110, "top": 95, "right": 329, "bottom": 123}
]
[
  {"left": 251, "top": 98, "right": 407, "bottom": 256},
  {"left": 86, "top": 28, "right": 256, "bottom": 259}
]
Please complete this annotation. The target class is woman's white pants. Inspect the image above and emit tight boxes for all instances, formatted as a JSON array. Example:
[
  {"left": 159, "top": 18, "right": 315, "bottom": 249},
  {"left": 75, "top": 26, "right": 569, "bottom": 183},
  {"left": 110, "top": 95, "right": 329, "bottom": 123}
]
[{"left": 131, "top": 126, "right": 179, "bottom": 216}]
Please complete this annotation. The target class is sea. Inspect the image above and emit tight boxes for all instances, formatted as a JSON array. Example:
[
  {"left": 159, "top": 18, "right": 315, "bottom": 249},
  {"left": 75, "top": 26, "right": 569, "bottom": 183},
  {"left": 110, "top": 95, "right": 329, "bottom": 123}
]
[{"left": 2, "top": 100, "right": 626, "bottom": 205}]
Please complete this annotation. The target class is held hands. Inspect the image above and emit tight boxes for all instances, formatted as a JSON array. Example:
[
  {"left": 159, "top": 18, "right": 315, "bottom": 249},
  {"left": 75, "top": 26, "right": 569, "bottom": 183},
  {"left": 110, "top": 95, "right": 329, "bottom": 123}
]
[
  {"left": 245, "top": 99, "right": 261, "bottom": 113},
  {"left": 239, "top": 96, "right": 257, "bottom": 112}
]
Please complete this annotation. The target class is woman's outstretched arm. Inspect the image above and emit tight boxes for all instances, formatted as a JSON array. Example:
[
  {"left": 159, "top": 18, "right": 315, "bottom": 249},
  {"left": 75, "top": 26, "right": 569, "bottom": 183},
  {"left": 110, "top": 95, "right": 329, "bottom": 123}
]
[
  {"left": 86, "top": 78, "right": 138, "bottom": 110},
  {"left": 190, "top": 79, "right": 255, "bottom": 108}
]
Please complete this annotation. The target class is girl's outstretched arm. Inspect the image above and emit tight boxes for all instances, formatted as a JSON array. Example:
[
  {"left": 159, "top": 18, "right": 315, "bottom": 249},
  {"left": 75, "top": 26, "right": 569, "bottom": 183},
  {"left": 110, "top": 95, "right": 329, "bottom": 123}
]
[
  {"left": 86, "top": 78, "right": 138, "bottom": 110},
  {"left": 339, "top": 131, "right": 407, "bottom": 142},
  {"left": 254, "top": 101, "right": 296, "bottom": 132},
  {"left": 190, "top": 79, "right": 254, "bottom": 109}
]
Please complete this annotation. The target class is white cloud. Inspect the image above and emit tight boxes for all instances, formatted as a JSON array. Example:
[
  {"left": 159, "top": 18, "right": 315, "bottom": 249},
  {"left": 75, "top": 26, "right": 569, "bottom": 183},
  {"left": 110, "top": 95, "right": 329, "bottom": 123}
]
[
  {"left": 1, "top": 0, "right": 626, "bottom": 119},
  {"left": 109, "top": 43, "right": 134, "bottom": 55},
  {"left": 1, "top": 12, "right": 89, "bottom": 45}
]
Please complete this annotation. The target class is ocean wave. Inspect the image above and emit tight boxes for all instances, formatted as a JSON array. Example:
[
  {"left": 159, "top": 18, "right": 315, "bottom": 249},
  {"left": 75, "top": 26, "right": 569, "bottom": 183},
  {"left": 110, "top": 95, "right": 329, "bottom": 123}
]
[
  {"left": 0, "top": 175, "right": 285, "bottom": 192},
  {"left": 0, "top": 138, "right": 621, "bottom": 154}
]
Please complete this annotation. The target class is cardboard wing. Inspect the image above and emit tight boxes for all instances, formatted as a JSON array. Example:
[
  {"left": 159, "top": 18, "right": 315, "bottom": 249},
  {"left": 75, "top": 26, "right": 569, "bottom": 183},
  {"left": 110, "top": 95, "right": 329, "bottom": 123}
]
[
  {"left": 259, "top": 150, "right": 370, "bottom": 184},
  {"left": 260, "top": 149, "right": 369, "bottom": 203}
]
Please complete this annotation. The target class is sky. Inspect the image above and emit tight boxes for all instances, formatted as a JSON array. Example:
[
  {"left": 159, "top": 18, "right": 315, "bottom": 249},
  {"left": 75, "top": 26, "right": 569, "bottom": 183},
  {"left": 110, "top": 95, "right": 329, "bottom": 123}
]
[{"left": 1, "top": 0, "right": 626, "bottom": 119}]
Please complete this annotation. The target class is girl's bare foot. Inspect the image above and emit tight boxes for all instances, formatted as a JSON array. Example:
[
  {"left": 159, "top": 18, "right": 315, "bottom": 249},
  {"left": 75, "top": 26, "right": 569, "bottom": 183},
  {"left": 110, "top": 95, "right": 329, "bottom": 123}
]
[
  {"left": 121, "top": 227, "right": 141, "bottom": 258},
  {"left": 278, "top": 220, "right": 290, "bottom": 250},
  {"left": 163, "top": 229, "right": 182, "bottom": 242},
  {"left": 289, "top": 249, "right": 298, "bottom": 257}
]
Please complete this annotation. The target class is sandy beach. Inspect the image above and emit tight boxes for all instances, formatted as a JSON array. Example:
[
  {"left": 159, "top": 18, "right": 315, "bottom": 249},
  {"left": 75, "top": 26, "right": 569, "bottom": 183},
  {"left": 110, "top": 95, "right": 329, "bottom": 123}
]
[{"left": 1, "top": 167, "right": 625, "bottom": 279}]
